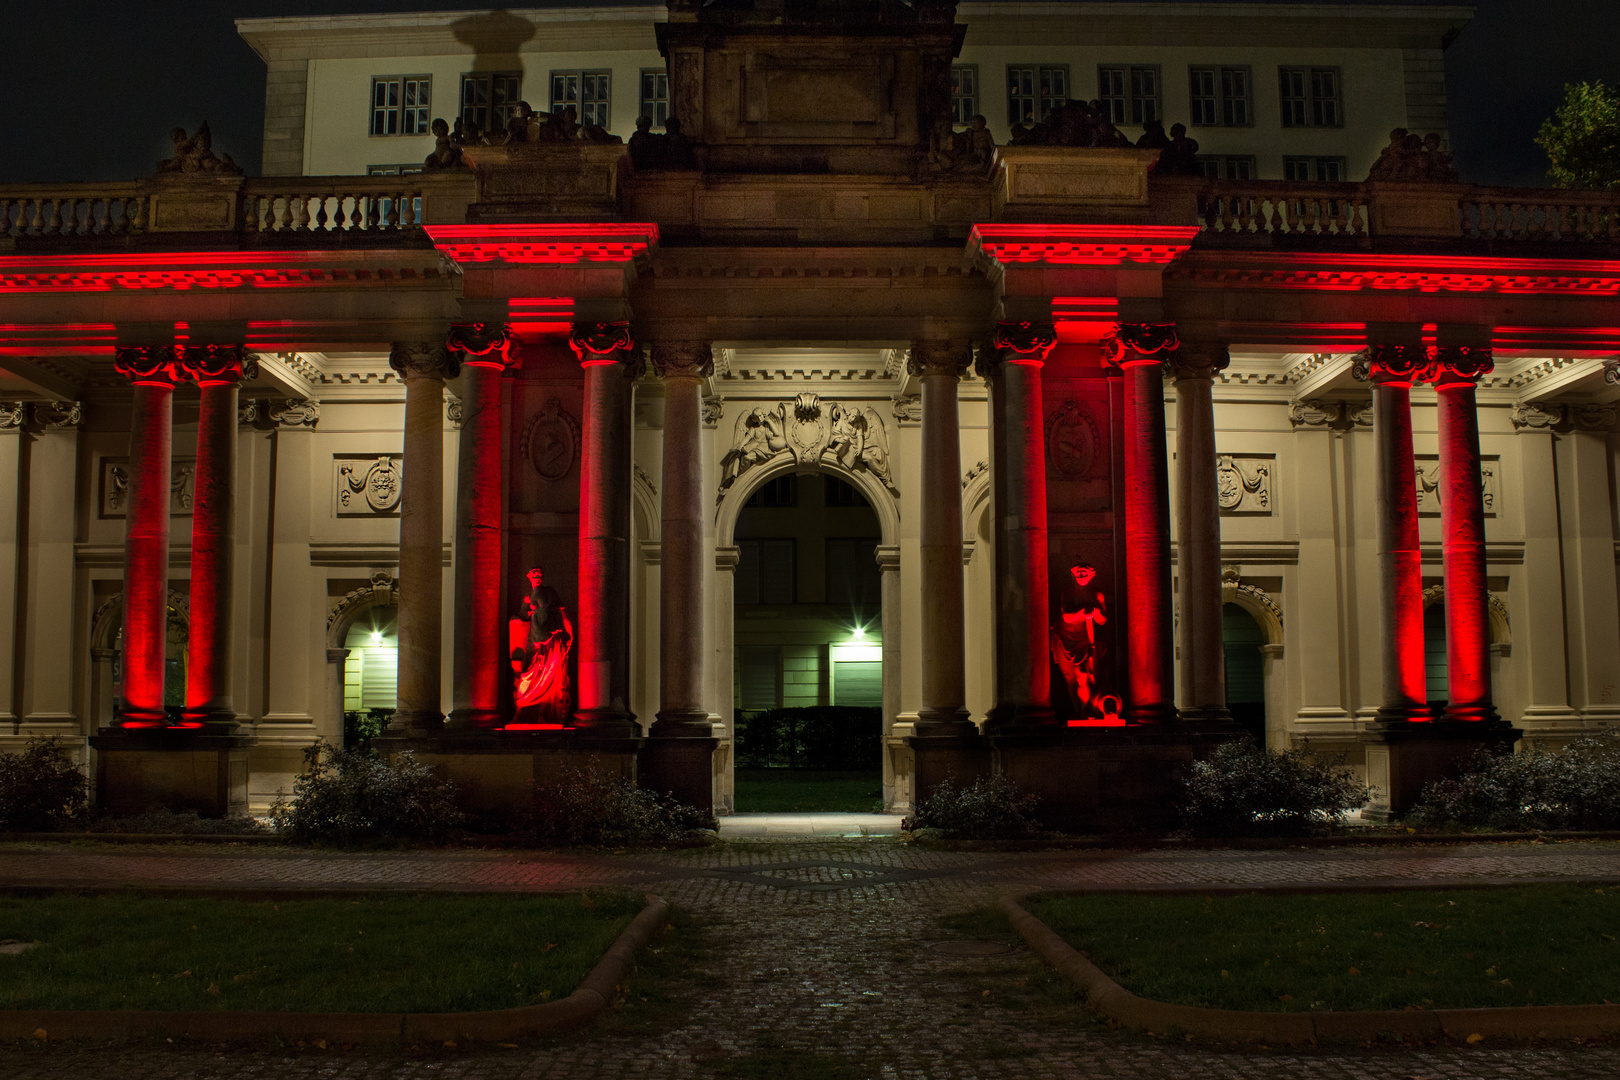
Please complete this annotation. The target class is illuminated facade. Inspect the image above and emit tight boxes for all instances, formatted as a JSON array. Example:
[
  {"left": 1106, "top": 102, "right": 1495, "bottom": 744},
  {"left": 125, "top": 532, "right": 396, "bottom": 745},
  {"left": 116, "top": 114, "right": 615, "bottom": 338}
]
[{"left": 0, "top": 0, "right": 1617, "bottom": 825}]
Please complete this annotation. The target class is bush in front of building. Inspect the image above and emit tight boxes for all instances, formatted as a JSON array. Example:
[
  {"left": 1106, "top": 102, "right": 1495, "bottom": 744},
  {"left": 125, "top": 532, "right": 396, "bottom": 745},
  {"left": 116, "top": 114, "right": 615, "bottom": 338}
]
[
  {"left": 735, "top": 706, "right": 882, "bottom": 770},
  {"left": 271, "top": 741, "right": 465, "bottom": 845},
  {"left": 519, "top": 767, "right": 717, "bottom": 847},
  {"left": 901, "top": 775, "right": 1042, "bottom": 840},
  {"left": 1408, "top": 729, "right": 1620, "bottom": 831},
  {"left": 0, "top": 738, "right": 89, "bottom": 832},
  {"left": 1179, "top": 739, "right": 1368, "bottom": 837},
  {"left": 342, "top": 708, "right": 392, "bottom": 753}
]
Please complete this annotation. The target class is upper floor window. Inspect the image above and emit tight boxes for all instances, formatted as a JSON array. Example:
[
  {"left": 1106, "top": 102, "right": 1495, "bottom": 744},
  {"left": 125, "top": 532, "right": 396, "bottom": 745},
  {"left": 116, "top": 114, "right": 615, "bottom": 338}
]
[
  {"left": 366, "top": 164, "right": 424, "bottom": 176},
  {"left": 1189, "top": 66, "right": 1251, "bottom": 127},
  {"left": 460, "top": 72, "right": 523, "bottom": 136},
  {"left": 1283, "top": 155, "right": 1347, "bottom": 182},
  {"left": 745, "top": 475, "right": 798, "bottom": 508},
  {"left": 370, "top": 76, "right": 431, "bottom": 136},
  {"left": 951, "top": 65, "right": 979, "bottom": 124},
  {"left": 1279, "top": 66, "right": 1342, "bottom": 127},
  {"left": 551, "top": 70, "right": 612, "bottom": 129},
  {"left": 1098, "top": 65, "right": 1160, "bottom": 126},
  {"left": 735, "top": 539, "right": 796, "bottom": 605},
  {"left": 1007, "top": 65, "right": 1068, "bottom": 126},
  {"left": 1194, "top": 155, "right": 1257, "bottom": 180},
  {"left": 640, "top": 70, "right": 669, "bottom": 126}
]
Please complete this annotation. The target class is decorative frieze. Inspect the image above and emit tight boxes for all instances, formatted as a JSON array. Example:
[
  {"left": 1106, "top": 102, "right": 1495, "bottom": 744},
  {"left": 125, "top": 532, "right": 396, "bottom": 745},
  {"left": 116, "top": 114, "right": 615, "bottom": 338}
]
[
  {"left": 519, "top": 398, "right": 580, "bottom": 481},
  {"left": 1510, "top": 403, "right": 1564, "bottom": 431},
  {"left": 1415, "top": 455, "right": 1498, "bottom": 515},
  {"left": 702, "top": 396, "right": 724, "bottom": 426},
  {"left": 0, "top": 402, "right": 24, "bottom": 429},
  {"left": 1215, "top": 454, "right": 1273, "bottom": 515},
  {"left": 1046, "top": 399, "right": 1103, "bottom": 480},
  {"left": 31, "top": 400, "right": 83, "bottom": 431},
  {"left": 718, "top": 392, "right": 897, "bottom": 500},
  {"left": 891, "top": 394, "right": 922, "bottom": 426},
  {"left": 1602, "top": 357, "right": 1619, "bottom": 385},
  {"left": 1571, "top": 403, "right": 1619, "bottom": 431},
  {"left": 334, "top": 455, "right": 403, "bottom": 516},
  {"left": 961, "top": 459, "right": 988, "bottom": 490},
  {"left": 268, "top": 398, "right": 320, "bottom": 428},
  {"left": 100, "top": 457, "right": 194, "bottom": 517}
]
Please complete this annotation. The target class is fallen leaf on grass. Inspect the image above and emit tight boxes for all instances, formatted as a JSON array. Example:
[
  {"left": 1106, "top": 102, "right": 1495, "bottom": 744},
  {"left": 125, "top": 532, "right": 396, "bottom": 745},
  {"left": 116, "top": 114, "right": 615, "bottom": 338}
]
[
  {"left": 1278, "top": 994, "right": 1293, "bottom": 1002},
  {"left": 541, "top": 943, "right": 558, "bottom": 952},
  {"left": 31, "top": 1029, "right": 46, "bottom": 1041},
  {"left": 1466, "top": 1033, "right": 1484, "bottom": 1043},
  {"left": 206, "top": 983, "right": 220, "bottom": 996},
  {"left": 1348, "top": 967, "right": 1361, "bottom": 976}
]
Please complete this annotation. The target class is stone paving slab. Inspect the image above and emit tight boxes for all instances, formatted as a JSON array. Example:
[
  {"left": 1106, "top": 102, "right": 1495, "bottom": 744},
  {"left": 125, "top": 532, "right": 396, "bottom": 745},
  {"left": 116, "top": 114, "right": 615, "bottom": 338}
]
[
  {"left": 3, "top": 838, "right": 1620, "bottom": 1078},
  {"left": 717, "top": 813, "right": 906, "bottom": 837}
]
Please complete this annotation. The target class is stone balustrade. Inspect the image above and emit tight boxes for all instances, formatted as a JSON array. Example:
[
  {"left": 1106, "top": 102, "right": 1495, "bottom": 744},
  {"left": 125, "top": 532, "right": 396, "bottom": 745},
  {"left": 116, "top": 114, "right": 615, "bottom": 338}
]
[
  {"left": 1462, "top": 188, "right": 1620, "bottom": 242},
  {"left": 1191, "top": 180, "right": 1372, "bottom": 238},
  {"left": 0, "top": 184, "right": 149, "bottom": 238}
]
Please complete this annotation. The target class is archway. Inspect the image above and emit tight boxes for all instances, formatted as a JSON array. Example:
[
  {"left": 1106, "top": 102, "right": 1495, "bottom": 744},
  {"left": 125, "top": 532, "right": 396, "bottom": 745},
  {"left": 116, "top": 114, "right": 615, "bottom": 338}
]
[
  {"left": 342, "top": 605, "right": 399, "bottom": 747},
  {"left": 89, "top": 591, "right": 190, "bottom": 725},
  {"left": 1222, "top": 603, "right": 1266, "bottom": 743},
  {"left": 718, "top": 454, "right": 899, "bottom": 813},
  {"left": 1421, "top": 585, "right": 1511, "bottom": 713}
]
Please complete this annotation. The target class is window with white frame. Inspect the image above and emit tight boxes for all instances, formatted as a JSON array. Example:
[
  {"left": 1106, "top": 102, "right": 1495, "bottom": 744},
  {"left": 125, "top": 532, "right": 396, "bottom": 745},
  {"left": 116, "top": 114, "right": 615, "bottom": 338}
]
[
  {"left": 1279, "top": 66, "right": 1342, "bottom": 127},
  {"left": 1189, "top": 66, "right": 1251, "bottom": 127},
  {"left": 1193, "top": 155, "right": 1257, "bottom": 180},
  {"left": 951, "top": 65, "right": 978, "bottom": 123},
  {"left": 1007, "top": 65, "right": 1068, "bottom": 126},
  {"left": 460, "top": 72, "right": 523, "bottom": 135},
  {"left": 370, "top": 76, "right": 432, "bottom": 136},
  {"left": 1098, "top": 65, "right": 1160, "bottom": 126},
  {"left": 1283, "top": 155, "right": 1347, "bottom": 182},
  {"left": 551, "top": 70, "right": 612, "bottom": 128},
  {"left": 640, "top": 70, "right": 669, "bottom": 126}
]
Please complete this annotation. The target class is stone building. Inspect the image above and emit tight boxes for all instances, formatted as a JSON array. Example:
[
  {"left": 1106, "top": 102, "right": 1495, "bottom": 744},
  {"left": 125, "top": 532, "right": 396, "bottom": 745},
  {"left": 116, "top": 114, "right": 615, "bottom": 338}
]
[{"left": 0, "top": 0, "right": 1616, "bottom": 825}]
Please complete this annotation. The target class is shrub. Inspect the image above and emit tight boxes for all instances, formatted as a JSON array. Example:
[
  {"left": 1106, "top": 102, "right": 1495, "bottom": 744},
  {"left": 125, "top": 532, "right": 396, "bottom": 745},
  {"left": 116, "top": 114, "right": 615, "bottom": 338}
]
[
  {"left": 901, "top": 775, "right": 1041, "bottom": 840},
  {"left": 1180, "top": 739, "right": 1368, "bottom": 837},
  {"left": 1408, "top": 730, "right": 1620, "bottom": 831},
  {"left": 0, "top": 738, "right": 89, "bottom": 832},
  {"left": 736, "top": 706, "right": 881, "bottom": 770},
  {"left": 92, "top": 807, "right": 269, "bottom": 836},
  {"left": 270, "top": 741, "right": 465, "bottom": 845},
  {"left": 342, "top": 708, "right": 391, "bottom": 753},
  {"left": 520, "top": 768, "right": 716, "bottom": 847}
]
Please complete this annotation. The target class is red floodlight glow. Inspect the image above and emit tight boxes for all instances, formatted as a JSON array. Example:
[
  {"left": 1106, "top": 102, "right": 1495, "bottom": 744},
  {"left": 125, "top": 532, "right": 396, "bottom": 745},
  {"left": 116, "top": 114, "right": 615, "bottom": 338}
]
[
  {"left": 504, "top": 723, "right": 567, "bottom": 731},
  {"left": 425, "top": 224, "right": 659, "bottom": 264}
]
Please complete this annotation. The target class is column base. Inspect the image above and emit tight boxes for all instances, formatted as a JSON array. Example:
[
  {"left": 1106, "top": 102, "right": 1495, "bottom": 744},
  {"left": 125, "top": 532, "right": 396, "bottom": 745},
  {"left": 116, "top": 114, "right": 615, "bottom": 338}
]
[
  {"left": 983, "top": 703, "right": 1057, "bottom": 736},
  {"left": 444, "top": 708, "right": 504, "bottom": 732},
  {"left": 1124, "top": 702, "right": 1180, "bottom": 725},
  {"left": 1438, "top": 704, "right": 1502, "bottom": 725},
  {"left": 651, "top": 707, "right": 713, "bottom": 738},
  {"left": 1360, "top": 719, "right": 1522, "bottom": 819},
  {"left": 915, "top": 706, "right": 976, "bottom": 738},
  {"left": 1375, "top": 703, "right": 1438, "bottom": 724},
  {"left": 386, "top": 709, "right": 445, "bottom": 736},
  {"left": 573, "top": 707, "right": 640, "bottom": 739},
  {"left": 88, "top": 729, "right": 253, "bottom": 819},
  {"left": 639, "top": 735, "right": 719, "bottom": 814},
  {"left": 181, "top": 706, "right": 242, "bottom": 734},
  {"left": 907, "top": 730, "right": 991, "bottom": 804},
  {"left": 1175, "top": 706, "right": 1232, "bottom": 725},
  {"left": 376, "top": 728, "right": 643, "bottom": 826}
]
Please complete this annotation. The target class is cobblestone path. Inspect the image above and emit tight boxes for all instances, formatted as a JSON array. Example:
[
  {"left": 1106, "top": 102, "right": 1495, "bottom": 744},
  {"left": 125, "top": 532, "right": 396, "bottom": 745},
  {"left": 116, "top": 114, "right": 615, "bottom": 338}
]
[{"left": 4, "top": 838, "right": 1620, "bottom": 1078}]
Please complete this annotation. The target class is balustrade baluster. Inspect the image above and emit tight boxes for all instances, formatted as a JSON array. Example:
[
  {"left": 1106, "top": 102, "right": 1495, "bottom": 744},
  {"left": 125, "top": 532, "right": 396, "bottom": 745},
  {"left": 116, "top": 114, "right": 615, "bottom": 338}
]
[{"left": 348, "top": 194, "right": 364, "bottom": 231}]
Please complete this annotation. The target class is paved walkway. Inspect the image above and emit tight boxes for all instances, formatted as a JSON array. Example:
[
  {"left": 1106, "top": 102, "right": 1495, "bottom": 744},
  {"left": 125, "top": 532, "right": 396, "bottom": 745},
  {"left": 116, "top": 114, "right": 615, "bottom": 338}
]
[
  {"left": 717, "top": 812, "right": 906, "bottom": 837},
  {"left": 3, "top": 837, "right": 1620, "bottom": 1079}
]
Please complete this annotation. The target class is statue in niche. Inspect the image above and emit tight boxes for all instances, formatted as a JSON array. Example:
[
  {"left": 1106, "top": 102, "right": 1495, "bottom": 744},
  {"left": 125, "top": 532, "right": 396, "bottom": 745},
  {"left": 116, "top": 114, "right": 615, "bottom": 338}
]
[
  {"left": 509, "top": 567, "right": 574, "bottom": 723},
  {"left": 1052, "top": 562, "right": 1108, "bottom": 719}
]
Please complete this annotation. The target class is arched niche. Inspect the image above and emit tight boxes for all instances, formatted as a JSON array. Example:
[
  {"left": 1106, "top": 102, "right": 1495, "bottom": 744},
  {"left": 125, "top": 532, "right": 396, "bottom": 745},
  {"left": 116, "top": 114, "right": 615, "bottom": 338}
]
[
  {"left": 323, "top": 574, "right": 400, "bottom": 734},
  {"left": 88, "top": 590, "right": 191, "bottom": 728},
  {"left": 1421, "top": 584, "right": 1512, "bottom": 651},
  {"left": 716, "top": 453, "right": 899, "bottom": 549},
  {"left": 1220, "top": 579, "right": 1285, "bottom": 648}
]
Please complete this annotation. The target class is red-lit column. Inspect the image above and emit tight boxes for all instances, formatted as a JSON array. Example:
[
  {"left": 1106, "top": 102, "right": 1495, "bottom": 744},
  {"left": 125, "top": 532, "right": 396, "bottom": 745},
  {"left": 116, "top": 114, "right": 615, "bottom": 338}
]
[
  {"left": 652, "top": 341, "right": 713, "bottom": 737},
  {"left": 1169, "top": 344, "right": 1231, "bottom": 722},
  {"left": 1107, "top": 324, "right": 1179, "bottom": 724},
  {"left": 1363, "top": 345, "right": 1431, "bottom": 722},
  {"left": 985, "top": 322, "right": 1055, "bottom": 729},
  {"left": 570, "top": 322, "right": 639, "bottom": 736},
  {"left": 180, "top": 345, "right": 253, "bottom": 729},
  {"left": 1431, "top": 346, "right": 1499, "bottom": 723},
  {"left": 113, "top": 346, "right": 181, "bottom": 725},
  {"left": 911, "top": 340, "right": 974, "bottom": 735},
  {"left": 386, "top": 340, "right": 458, "bottom": 734},
  {"left": 447, "top": 324, "right": 519, "bottom": 730}
]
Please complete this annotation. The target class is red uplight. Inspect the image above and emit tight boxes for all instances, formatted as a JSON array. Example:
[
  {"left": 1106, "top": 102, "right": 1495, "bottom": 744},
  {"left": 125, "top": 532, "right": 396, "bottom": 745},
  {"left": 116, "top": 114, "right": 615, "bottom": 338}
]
[
  {"left": 504, "top": 723, "right": 567, "bottom": 731},
  {"left": 972, "top": 223, "right": 1202, "bottom": 266},
  {"left": 425, "top": 224, "right": 659, "bottom": 265}
]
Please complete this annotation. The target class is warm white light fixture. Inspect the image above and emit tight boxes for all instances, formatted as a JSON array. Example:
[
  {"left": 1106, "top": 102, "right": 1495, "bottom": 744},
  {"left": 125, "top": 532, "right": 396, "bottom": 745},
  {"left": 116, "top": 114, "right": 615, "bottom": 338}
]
[{"left": 370, "top": 630, "right": 382, "bottom": 644}]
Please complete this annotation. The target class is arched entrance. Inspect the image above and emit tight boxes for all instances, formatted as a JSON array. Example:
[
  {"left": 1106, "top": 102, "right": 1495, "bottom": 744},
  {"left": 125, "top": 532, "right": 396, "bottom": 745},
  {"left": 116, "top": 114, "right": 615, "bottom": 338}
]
[
  {"left": 1420, "top": 585, "right": 1511, "bottom": 716},
  {"left": 342, "top": 605, "right": 399, "bottom": 747},
  {"left": 716, "top": 453, "right": 901, "bottom": 813},
  {"left": 1222, "top": 603, "right": 1266, "bottom": 743},
  {"left": 89, "top": 591, "right": 190, "bottom": 726}
]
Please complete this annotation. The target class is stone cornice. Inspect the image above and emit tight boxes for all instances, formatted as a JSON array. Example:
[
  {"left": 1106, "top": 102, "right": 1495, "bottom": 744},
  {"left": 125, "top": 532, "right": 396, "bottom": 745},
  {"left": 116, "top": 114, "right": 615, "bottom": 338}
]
[
  {"left": 0, "top": 250, "right": 454, "bottom": 295},
  {"left": 1165, "top": 250, "right": 1620, "bottom": 297}
]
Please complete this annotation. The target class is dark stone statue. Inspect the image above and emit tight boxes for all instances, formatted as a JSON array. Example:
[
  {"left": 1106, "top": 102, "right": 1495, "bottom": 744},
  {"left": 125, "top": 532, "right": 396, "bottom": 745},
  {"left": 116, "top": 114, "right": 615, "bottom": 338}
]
[
  {"left": 1008, "top": 99, "right": 1130, "bottom": 149},
  {"left": 157, "top": 122, "right": 242, "bottom": 176},
  {"left": 1367, "top": 127, "right": 1458, "bottom": 183},
  {"left": 422, "top": 117, "right": 467, "bottom": 171},
  {"left": 509, "top": 566, "right": 573, "bottom": 723},
  {"left": 627, "top": 115, "right": 698, "bottom": 170}
]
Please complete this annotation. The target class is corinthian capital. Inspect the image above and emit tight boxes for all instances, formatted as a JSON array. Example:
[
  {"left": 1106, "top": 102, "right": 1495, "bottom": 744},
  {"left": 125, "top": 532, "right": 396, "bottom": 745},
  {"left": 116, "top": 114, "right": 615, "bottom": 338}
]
[
  {"left": 180, "top": 344, "right": 255, "bottom": 385},
  {"left": 447, "top": 323, "right": 521, "bottom": 371},
  {"left": 388, "top": 341, "right": 459, "bottom": 381},
  {"left": 114, "top": 345, "right": 183, "bottom": 386},
  {"left": 651, "top": 341, "right": 714, "bottom": 379},
  {"left": 1352, "top": 344, "right": 1429, "bottom": 384},
  {"left": 1605, "top": 357, "right": 1620, "bottom": 385},
  {"left": 0, "top": 402, "right": 25, "bottom": 429},
  {"left": 1102, "top": 322, "right": 1179, "bottom": 368},
  {"left": 906, "top": 339, "right": 973, "bottom": 378},
  {"left": 991, "top": 321, "right": 1057, "bottom": 365},
  {"left": 1167, "top": 343, "right": 1231, "bottom": 383},
  {"left": 1428, "top": 345, "right": 1494, "bottom": 386},
  {"left": 568, "top": 321, "right": 635, "bottom": 365}
]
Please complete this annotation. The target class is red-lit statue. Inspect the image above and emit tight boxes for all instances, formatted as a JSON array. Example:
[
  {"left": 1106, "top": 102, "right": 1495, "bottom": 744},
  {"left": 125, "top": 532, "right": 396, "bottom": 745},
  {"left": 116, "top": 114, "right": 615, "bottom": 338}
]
[
  {"left": 1052, "top": 562, "right": 1108, "bottom": 719},
  {"left": 510, "top": 566, "right": 574, "bottom": 723}
]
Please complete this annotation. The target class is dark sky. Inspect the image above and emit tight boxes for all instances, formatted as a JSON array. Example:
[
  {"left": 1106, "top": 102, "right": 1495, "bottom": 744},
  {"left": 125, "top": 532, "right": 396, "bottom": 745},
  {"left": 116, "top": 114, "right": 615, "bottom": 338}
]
[{"left": 1, "top": 0, "right": 1616, "bottom": 186}]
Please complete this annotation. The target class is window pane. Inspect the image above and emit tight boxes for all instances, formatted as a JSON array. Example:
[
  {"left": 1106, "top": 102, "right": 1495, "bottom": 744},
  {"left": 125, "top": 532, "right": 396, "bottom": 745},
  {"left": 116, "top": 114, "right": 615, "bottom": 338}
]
[
  {"left": 1283, "top": 156, "right": 1311, "bottom": 182},
  {"left": 1098, "top": 67, "right": 1126, "bottom": 124},
  {"left": 1315, "top": 157, "right": 1345, "bottom": 182},
  {"left": 735, "top": 541, "right": 761, "bottom": 605},
  {"left": 1227, "top": 156, "right": 1256, "bottom": 180},
  {"left": 1222, "top": 68, "right": 1249, "bottom": 126},
  {"left": 1131, "top": 67, "right": 1158, "bottom": 125},
  {"left": 1279, "top": 69, "right": 1306, "bottom": 127},
  {"left": 1189, "top": 68, "right": 1216, "bottom": 126},
  {"left": 1008, "top": 66, "right": 1036, "bottom": 125},
  {"left": 759, "top": 540, "right": 795, "bottom": 604}
]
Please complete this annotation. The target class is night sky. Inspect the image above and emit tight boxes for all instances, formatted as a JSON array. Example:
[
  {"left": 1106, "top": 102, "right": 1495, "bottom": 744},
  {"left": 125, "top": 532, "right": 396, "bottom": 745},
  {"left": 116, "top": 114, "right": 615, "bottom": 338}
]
[{"left": 1, "top": 0, "right": 1615, "bottom": 186}]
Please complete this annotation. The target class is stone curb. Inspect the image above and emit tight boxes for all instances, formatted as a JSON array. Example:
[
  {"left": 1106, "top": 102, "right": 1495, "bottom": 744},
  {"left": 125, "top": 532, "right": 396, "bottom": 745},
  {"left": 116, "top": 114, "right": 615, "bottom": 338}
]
[
  {"left": 0, "top": 893, "right": 670, "bottom": 1044},
  {"left": 1001, "top": 894, "right": 1620, "bottom": 1043}
]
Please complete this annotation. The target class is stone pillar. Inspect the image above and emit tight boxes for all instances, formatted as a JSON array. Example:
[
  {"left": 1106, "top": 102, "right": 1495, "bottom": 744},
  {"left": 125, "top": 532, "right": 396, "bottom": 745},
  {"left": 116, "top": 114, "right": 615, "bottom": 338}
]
[
  {"left": 651, "top": 341, "right": 713, "bottom": 736},
  {"left": 0, "top": 403, "right": 20, "bottom": 725},
  {"left": 984, "top": 322, "right": 1055, "bottom": 729},
  {"left": 180, "top": 346, "right": 252, "bottom": 729},
  {"left": 569, "top": 322, "right": 639, "bottom": 735},
  {"left": 1169, "top": 343, "right": 1231, "bottom": 722},
  {"left": 1107, "top": 324, "right": 1179, "bottom": 724},
  {"left": 19, "top": 401, "right": 81, "bottom": 733},
  {"left": 446, "top": 324, "right": 519, "bottom": 731},
  {"left": 386, "top": 341, "right": 458, "bottom": 734},
  {"left": 909, "top": 339, "right": 974, "bottom": 734},
  {"left": 1430, "top": 347, "right": 1499, "bottom": 724},
  {"left": 1362, "top": 345, "right": 1431, "bottom": 723},
  {"left": 113, "top": 347, "right": 181, "bottom": 725}
]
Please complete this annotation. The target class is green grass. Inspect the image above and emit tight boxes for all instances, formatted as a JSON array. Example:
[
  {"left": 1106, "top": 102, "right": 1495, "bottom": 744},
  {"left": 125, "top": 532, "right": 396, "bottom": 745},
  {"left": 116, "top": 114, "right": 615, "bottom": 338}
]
[
  {"left": 1027, "top": 885, "right": 1620, "bottom": 1013},
  {"left": 733, "top": 769, "right": 883, "bottom": 813},
  {"left": 0, "top": 891, "right": 643, "bottom": 1013}
]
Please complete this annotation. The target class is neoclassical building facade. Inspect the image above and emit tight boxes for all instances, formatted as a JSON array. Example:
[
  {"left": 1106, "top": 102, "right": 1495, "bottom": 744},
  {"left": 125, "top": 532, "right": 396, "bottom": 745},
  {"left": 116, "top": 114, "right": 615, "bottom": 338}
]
[{"left": 0, "top": 0, "right": 1616, "bottom": 823}]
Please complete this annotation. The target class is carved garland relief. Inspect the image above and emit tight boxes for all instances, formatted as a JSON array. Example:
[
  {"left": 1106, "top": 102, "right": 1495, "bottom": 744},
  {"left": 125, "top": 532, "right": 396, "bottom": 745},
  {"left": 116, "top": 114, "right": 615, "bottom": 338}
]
[
  {"left": 1414, "top": 456, "right": 1499, "bottom": 516},
  {"left": 1216, "top": 455, "right": 1273, "bottom": 515},
  {"left": 100, "top": 458, "right": 195, "bottom": 518},
  {"left": 519, "top": 398, "right": 581, "bottom": 481},
  {"left": 1045, "top": 400, "right": 1102, "bottom": 480},
  {"left": 334, "top": 456, "right": 403, "bottom": 516},
  {"left": 719, "top": 393, "right": 897, "bottom": 501}
]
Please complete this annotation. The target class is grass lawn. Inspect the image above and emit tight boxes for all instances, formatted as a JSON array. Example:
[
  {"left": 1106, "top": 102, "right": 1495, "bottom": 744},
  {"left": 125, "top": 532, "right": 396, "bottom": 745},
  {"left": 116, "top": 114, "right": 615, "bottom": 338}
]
[
  {"left": 1027, "top": 884, "right": 1620, "bottom": 1013},
  {"left": 734, "top": 769, "right": 883, "bottom": 813},
  {"left": 0, "top": 891, "right": 643, "bottom": 1013}
]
